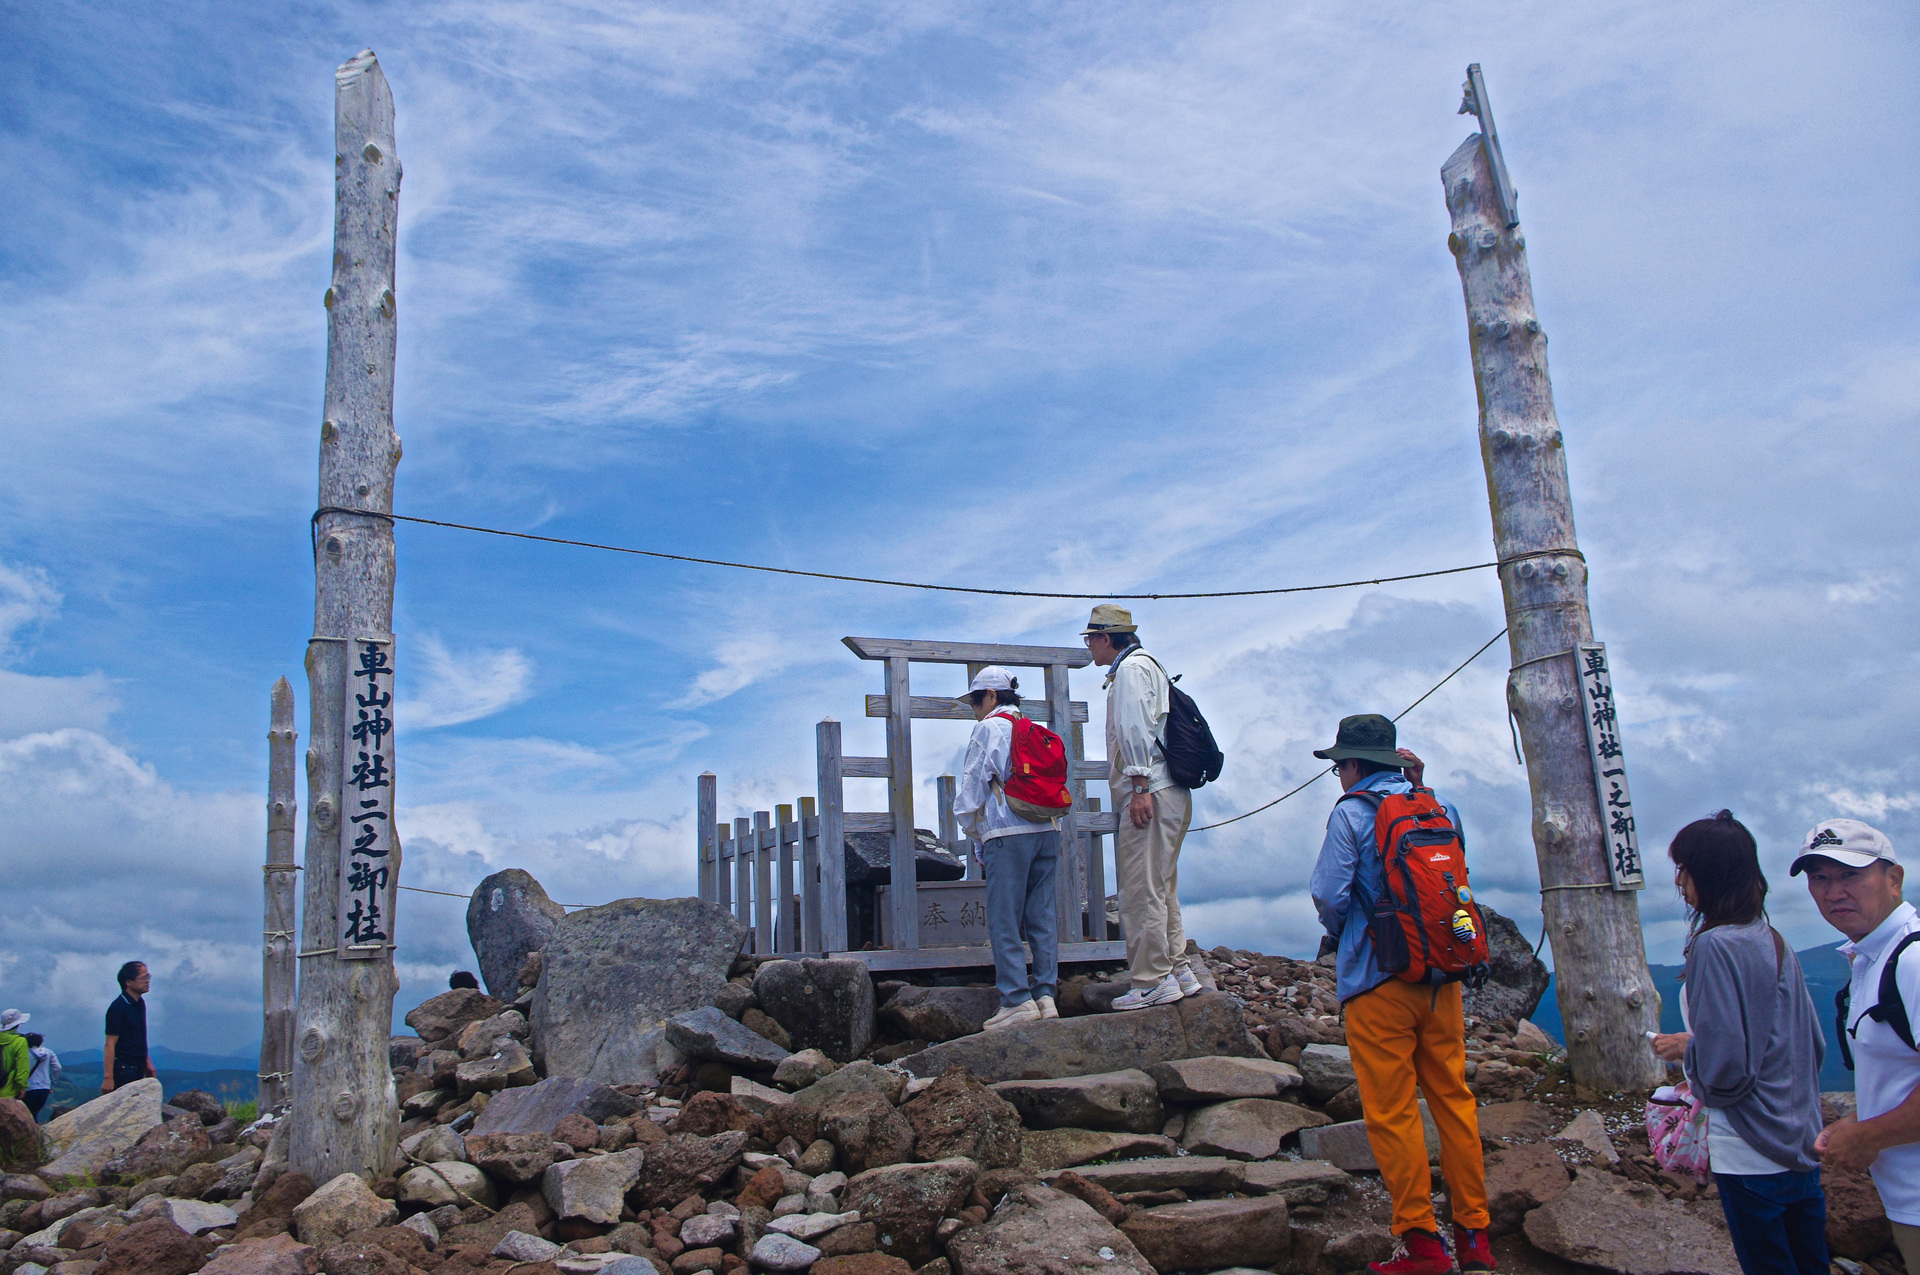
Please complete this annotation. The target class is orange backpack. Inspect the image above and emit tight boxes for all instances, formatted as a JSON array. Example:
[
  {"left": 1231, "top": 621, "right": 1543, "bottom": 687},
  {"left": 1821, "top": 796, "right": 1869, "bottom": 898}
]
[{"left": 1341, "top": 788, "right": 1490, "bottom": 987}]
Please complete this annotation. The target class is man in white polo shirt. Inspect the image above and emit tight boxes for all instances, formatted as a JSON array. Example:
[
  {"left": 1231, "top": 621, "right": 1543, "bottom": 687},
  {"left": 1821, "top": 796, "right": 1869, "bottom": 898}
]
[{"left": 1795, "top": 818, "right": 1920, "bottom": 1267}]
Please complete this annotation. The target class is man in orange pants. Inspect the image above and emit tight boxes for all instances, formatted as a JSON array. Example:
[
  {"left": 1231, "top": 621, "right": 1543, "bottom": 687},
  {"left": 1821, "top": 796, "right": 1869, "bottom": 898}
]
[{"left": 1308, "top": 714, "right": 1492, "bottom": 1275}]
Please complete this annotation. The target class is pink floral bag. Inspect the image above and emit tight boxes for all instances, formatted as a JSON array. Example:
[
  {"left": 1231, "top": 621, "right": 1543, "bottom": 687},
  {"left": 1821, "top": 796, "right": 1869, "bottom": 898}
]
[{"left": 1645, "top": 1080, "right": 1710, "bottom": 1182}]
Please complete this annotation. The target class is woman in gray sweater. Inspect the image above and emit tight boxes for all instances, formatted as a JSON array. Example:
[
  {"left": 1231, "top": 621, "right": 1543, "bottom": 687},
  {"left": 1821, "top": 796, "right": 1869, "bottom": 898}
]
[{"left": 1650, "top": 811, "right": 1827, "bottom": 1275}]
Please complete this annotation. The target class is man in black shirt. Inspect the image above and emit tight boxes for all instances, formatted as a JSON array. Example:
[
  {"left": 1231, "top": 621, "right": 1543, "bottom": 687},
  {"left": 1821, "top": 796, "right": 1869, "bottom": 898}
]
[{"left": 103, "top": 961, "right": 153, "bottom": 1092}]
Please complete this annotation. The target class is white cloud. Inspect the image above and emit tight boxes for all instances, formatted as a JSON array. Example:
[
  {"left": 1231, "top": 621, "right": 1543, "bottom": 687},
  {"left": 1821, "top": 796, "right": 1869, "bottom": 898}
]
[{"left": 398, "top": 634, "right": 534, "bottom": 729}]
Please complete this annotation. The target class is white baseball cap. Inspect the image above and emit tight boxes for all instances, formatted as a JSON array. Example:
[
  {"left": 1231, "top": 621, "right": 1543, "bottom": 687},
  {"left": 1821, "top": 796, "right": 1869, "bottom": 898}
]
[
  {"left": 956, "top": 666, "right": 1017, "bottom": 705},
  {"left": 1789, "top": 818, "right": 1898, "bottom": 876}
]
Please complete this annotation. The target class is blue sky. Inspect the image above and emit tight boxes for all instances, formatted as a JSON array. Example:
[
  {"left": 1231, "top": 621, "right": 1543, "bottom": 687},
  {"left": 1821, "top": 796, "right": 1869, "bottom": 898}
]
[{"left": 1, "top": 0, "right": 1915, "bottom": 1054}]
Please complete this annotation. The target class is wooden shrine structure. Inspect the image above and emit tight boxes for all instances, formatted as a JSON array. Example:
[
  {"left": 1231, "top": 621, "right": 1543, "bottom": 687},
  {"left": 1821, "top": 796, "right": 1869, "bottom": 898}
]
[{"left": 696, "top": 636, "right": 1128, "bottom": 971}]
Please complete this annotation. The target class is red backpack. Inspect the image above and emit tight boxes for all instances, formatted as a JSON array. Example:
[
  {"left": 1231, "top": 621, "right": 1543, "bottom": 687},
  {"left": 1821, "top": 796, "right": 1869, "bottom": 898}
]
[
  {"left": 1341, "top": 787, "right": 1490, "bottom": 986},
  {"left": 993, "top": 712, "right": 1071, "bottom": 822}
]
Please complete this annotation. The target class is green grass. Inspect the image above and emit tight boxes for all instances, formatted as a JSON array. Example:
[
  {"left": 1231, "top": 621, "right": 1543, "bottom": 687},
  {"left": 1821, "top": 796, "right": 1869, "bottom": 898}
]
[{"left": 224, "top": 1098, "right": 258, "bottom": 1122}]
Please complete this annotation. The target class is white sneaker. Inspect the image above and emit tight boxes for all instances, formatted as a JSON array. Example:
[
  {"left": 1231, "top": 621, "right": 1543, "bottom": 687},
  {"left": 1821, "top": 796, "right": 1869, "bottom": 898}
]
[
  {"left": 1035, "top": 995, "right": 1059, "bottom": 1019},
  {"left": 1174, "top": 966, "right": 1202, "bottom": 998},
  {"left": 1110, "top": 976, "right": 1184, "bottom": 1012},
  {"left": 983, "top": 1000, "right": 1044, "bottom": 1032}
]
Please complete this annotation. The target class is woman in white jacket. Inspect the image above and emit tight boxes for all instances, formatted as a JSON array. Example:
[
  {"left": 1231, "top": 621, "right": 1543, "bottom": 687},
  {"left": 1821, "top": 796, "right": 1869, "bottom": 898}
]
[{"left": 951, "top": 667, "right": 1061, "bottom": 1032}]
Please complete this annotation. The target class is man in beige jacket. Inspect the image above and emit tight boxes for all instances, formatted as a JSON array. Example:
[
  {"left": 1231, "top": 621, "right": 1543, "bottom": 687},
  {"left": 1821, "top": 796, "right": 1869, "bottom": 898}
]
[{"left": 1082, "top": 604, "right": 1199, "bottom": 1010}]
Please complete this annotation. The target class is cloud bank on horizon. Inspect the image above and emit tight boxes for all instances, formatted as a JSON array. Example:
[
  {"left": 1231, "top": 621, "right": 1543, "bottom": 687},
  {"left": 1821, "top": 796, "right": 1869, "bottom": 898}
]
[{"left": 0, "top": 0, "right": 1914, "bottom": 1053}]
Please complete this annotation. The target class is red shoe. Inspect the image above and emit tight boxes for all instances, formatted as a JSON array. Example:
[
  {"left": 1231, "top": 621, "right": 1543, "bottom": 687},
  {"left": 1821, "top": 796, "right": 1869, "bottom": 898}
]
[
  {"left": 1453, "top": 1223, "right": 1496, "bottom": 1272},
  {"left": 1369, "top": 1228, "right": 1454, "bottom": 1275}
]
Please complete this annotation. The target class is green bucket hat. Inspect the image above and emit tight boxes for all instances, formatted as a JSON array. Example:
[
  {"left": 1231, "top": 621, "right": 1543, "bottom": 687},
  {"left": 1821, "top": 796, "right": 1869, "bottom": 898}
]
[{"left": 1312, "top": 714, "right": 1406, "bottom": 769}]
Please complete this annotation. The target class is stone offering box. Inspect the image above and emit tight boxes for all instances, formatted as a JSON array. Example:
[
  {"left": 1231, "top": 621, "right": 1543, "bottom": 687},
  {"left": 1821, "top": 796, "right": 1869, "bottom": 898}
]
[{"left": 697, "top": 636, "right": 1127, "bottom": 973}]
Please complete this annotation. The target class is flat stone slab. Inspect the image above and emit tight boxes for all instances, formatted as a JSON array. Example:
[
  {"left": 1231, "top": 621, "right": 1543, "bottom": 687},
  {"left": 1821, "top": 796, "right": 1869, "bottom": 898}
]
[
  {"left": 1477, "top": 1099, "right": 1559, "bottom": 1148},
  {"left": 897, "top": 991, "right": 1261, "bottom": 1084},
  {"left": 1297, "top": 1044, "right": 1355, "bottom": 1101},
  {"left": 1524, "top": 1168, "right": 1739, "bottom": 1275},
  {"left": 1180, "top": 1098, "right": 1330, "bottom": 1160},
  {"left": 990, "top": 1070, "right": 1162, "bottom": 1133},
  {"left": 1147, "top": 1055, "right": 1302, "bottom": 1101},
  {"left": 1241, "top": 1158, "right": 1352, "bottom": 1202},
  {"left": 667, "top": 1006, "right": 790, "bottom": 1069},
  {"left": 1020, "top": 1128, "right": 1177, "bottom": 1172},
  {"left": 1297, "top": 1105, "right": 1440, "bottom": 1172},
  {"left": 1120, "top": 1196, "right": 1291, "bottom": 1273},
  {"left": 1044, "top": 1155, "right": 1245, "bottom": 1195}
]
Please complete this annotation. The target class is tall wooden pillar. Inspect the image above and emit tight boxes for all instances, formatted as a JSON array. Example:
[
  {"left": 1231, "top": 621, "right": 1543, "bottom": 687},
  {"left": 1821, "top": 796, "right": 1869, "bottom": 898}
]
[
  {"left": 292, "top": 48, "right": 406, "bottom": 1179},
  {"left": 261, "top": 678, "right": 298, "bottom": 1112},
  {"left": 1444, "top": 67, "right": 1661, "bottom": 1089}
]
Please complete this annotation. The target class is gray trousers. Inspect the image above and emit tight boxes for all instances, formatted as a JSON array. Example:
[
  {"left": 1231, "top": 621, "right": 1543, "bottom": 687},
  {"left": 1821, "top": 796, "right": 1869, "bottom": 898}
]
[{"left": 981, "top": 828, "right": 1061, "bottom": 1007}]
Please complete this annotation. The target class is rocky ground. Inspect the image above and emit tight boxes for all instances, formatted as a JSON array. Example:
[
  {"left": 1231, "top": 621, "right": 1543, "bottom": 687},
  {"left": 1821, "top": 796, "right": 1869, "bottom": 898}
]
[{"left": 0, "top": 881, "right": 1900, "bottom": 1275}]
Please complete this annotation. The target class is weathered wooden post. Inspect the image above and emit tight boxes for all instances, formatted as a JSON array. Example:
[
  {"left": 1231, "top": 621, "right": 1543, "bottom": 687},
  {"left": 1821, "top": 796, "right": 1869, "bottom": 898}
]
[
  {"left": 292, "top": 48, "right": 406, "bottom": 1179},
  {"left": 262, "top": 678, "right": 298, "bottom": 1112},
  {"left": 1444, "top": 65, "right": 1661, "bottom": 1089}
]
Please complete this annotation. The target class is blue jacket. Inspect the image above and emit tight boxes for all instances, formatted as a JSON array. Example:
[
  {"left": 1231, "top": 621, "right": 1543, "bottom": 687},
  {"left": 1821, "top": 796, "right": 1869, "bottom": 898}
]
[{"left": 1309, "top": 771, "right": 1463, "bottom": 1003}]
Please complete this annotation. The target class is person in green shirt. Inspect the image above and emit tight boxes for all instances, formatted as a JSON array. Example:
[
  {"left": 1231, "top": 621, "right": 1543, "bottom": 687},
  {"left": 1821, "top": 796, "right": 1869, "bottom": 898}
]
[{"left": 0, "top": 1009, "right": 31, "bottom": 1101}]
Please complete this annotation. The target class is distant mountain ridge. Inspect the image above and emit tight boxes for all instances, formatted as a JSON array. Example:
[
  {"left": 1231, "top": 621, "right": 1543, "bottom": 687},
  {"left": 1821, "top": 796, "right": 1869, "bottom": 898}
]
[
  {"left": 1530, "top": 944, "right": 1853, "bottom": 1092},
  {"left": 59, "top": 1043, "right": 259, "bottom": 1072}
]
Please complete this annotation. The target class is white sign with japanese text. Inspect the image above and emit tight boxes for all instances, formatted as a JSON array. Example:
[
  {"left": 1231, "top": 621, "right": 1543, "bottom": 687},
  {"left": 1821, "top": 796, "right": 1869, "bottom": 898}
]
[
  {"left": 1577, "top": 642, "right": 1644, "bottom": 890},
  {"left": 339, "top": 634, "right": 396, "bottom": 957}
]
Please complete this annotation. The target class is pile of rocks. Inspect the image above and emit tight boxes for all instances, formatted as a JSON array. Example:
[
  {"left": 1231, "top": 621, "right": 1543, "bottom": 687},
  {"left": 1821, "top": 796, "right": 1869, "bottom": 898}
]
[{"left": 2, "top": 878, "right": 1900, "bottom": 1275}]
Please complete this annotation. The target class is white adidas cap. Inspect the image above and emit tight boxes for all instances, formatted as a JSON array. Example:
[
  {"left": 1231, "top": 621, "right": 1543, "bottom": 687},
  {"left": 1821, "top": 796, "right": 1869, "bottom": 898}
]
[{"left": 1789, "top": 818, "right": 1898, "bottom": 876}]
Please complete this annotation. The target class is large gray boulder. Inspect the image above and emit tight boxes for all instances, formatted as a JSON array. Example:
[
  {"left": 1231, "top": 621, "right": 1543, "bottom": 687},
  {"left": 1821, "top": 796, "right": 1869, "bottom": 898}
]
[
  {"left": 947, "top": 1182, "right": 1154, "bottom": 1275},
  {"left": 470, "top": 1075, "right": 638, "bottom": 1137},
  {"left": 896, "top": 990, "right": 1261, "bottom": 1084},
  {"left": 531, "top": 896, "right": 747, "bottom": 1083},
  {"left": 1462, "top": 904, "right": 1551, "bottom": 1026},
  {"left": 666, "top": 1006, "right": 791, "bottom": 1070},
  {"left": 467, "top": 869, "right": 565, "bottom": 997},
  {"left": 37, "top": 1078, "right": 164, "bottom": 1182},
  {"left": 877, "top": 985, "right": 999, "bottom": 1043},
  {"left": 753, "top": 959, "right": 876, "bottom": 1062},
  {"left": 1524, "top": 1168, "right": 1739, "bottom": 1275}
]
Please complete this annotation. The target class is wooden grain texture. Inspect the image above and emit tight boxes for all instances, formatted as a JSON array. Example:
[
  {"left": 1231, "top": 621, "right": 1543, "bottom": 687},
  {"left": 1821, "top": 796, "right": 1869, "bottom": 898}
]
[
  {"left": 829, "top": 940, "right": 1128, "bottom": 972},
  {"left": 1045, "top": 663, "right": 1083, "bottom": 944},
  {"left": 716, "top": 825, "right": 734, "bottom": 911},
  {"left": 262, "top": 678, "right": 298, "bottom": 1112},
  {"left": 865, "top": 693, "right": 1087, "bottom": 724},
  {"left": 754, "top": 810, "right": 774, "bottom": 954},
  {"left": 1083, "top": 795, "right": 1107, "bottom": 940},
  {"left": 293, "top": 49, "right": 403, "bottom": 1182},
  {"left": 840, "top": 755, "right": 892, "bottom": 779},
  {"left": 799, "top": 797, "right": 823, "bottom": 954},
  {"left": 1444, "top": 129, "right": 1661, "bottom": 1089},
  {"left": 776, "top": 803, "right": 797, "bottom": 952},
  {"left": 815, "top": 721, "right": 848, "bottom": 952},
  {"left": 734, "top": 816, "right": 753, "bottom": 932},
  {"left": 885, "top": 656, "right": 919, "bottom": 950},
  {"left": 844, "top": 636, "right": 1092, "bottom": 668},
  {"left": 697, "top": 774, "right": 717, "bottom": 902}
]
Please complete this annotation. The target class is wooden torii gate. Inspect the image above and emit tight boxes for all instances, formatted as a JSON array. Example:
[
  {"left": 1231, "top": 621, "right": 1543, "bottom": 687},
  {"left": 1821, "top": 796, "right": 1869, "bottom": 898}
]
[{"left": 698, "top": 635, "right": 1128, "bottom": 972}]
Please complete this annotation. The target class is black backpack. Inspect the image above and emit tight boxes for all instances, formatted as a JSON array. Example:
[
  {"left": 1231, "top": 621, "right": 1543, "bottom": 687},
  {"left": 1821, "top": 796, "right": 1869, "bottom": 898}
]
[
  {"left": 1838, "top": 931, "right": 1920, "bottom": 1070},
  {"left": 1127, "top": 651, "right": 1225, "bottom": 790}
]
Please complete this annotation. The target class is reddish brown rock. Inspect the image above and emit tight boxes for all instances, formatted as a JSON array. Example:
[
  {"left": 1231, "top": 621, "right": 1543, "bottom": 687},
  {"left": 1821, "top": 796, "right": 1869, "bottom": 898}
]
[
  {"left": 553, "top": 1113, "right": 600, "bottom": 1151},
  {"left": 198, "top": 1232, "right": 321, "bottom": 1275},
  {"left": 316, "top": 1236, "right": 412, "bottom": 1275},
  {"left": 899, "top": 1067, "right": 1022, "bottom": 1170},
  {"left": 1825, "top": 1162, "right": 1892, "bottom": 1260},
  {"left": 1051, "top": 1171, "right": 1128, "bottom": 1225},
  {"left": 842, "top": 1158, "right": 977, "bottom": 1268},
  {"left": 811, "top": 1255, "right": 913, "bottom": 1275},
  {"left": 821, "top": 1092, "right": 915, "bottom": 1175},
  {"left": 0, "top": 1098, "right": 37, "bottom": 1158},
  {"left": 736, "top": 1165, "right": 787, "bottom": 1211},
  {"left": 1483, "top": 1142, "right": 1571, "bottom": 1236},
  {"left": 464, "top": 1131, "right": 555, "bottom": 1183},
  {"left": 670, "top": 1092, "right": 762, "bottom": 1139},
  {"left": 94, "top": 1216, "right": 210, "bottom": 1275}
]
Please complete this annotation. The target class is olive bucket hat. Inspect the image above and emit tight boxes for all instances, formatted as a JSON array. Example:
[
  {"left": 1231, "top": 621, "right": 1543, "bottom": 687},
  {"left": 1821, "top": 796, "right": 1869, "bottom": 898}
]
[{"left": 1312, "top": 714, "right": 1406, "bottom": 769}]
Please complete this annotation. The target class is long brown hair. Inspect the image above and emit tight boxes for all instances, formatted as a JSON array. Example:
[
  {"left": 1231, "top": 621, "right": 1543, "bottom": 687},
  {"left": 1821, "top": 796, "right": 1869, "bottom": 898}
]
[{"left": 1669, "top": 810, "right": 1768, "bottom": 950}]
